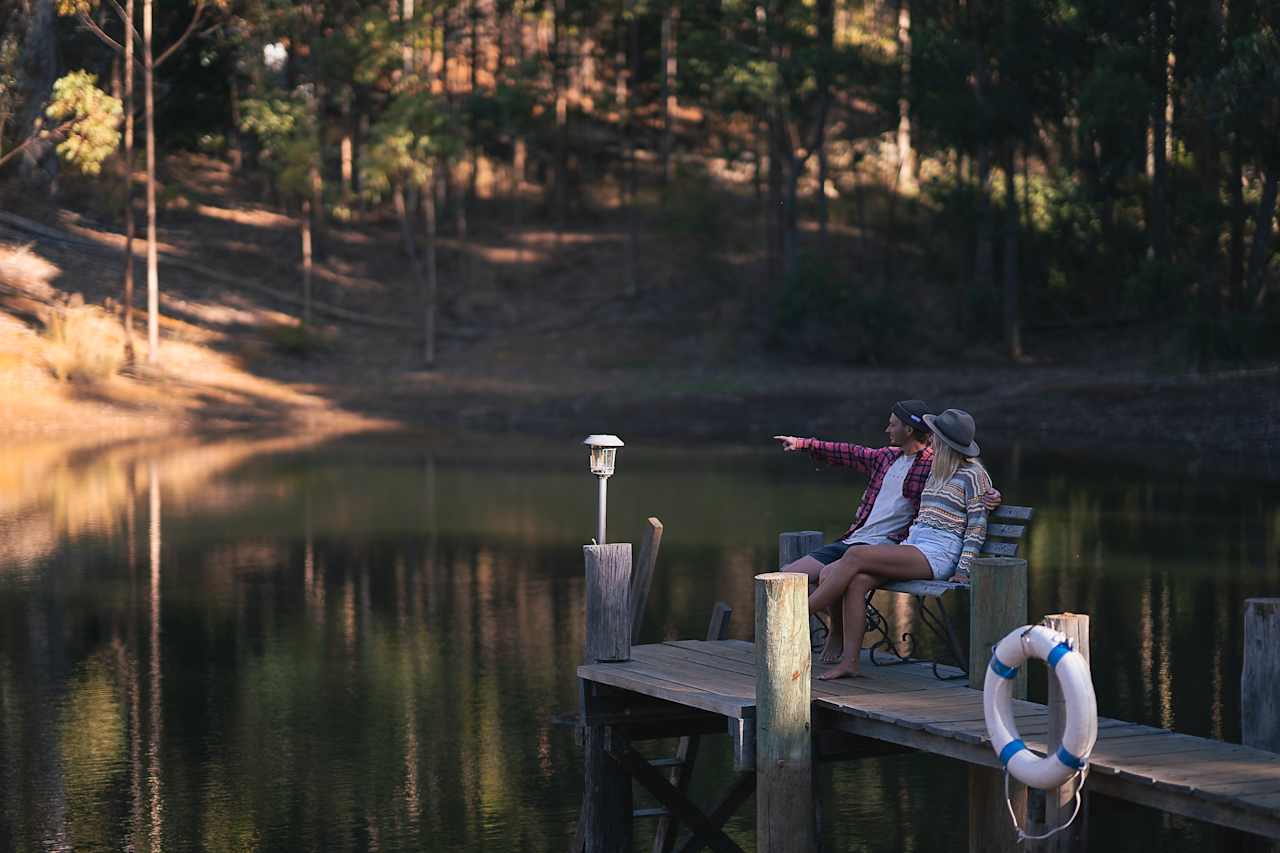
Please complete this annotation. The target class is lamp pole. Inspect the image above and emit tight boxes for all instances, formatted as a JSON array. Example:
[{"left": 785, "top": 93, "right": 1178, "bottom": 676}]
[{"left": 583, "top": 435, "right": 624, "bottom": 544}]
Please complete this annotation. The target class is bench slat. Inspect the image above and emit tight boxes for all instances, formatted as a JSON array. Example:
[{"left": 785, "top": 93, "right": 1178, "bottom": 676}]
[
  {"left": 991, "top": 505, "right": 1034, "bottom": 522},
  {"left": 882, "top": 579, "right": 968, "bottom": 597},
  {"left": 979, "top": 541, "right": 1020, "bottom": 557},
  {"left": 987, "top": 523, "right": 1027, "bottom": 540}
]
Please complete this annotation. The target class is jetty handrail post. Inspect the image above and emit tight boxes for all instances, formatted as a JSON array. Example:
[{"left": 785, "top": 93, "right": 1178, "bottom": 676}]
[
  {"left": 779, "top": 531, "right": 825, "bottom": 646},
  {"left": 968, "top": 555, "right": 1028, "bottom": 853},
  {"left": 1034, "top": 612, "right": 1090, "bottom": 852},
  {"left": 1243, "top": 598, "right": 1280, "bottom": 753},
  {"left": 754, "top": 571, "right": 816, "bottom": 853},
  {"left": 582, "top": 544, "right": 634, "bottom": 853}
]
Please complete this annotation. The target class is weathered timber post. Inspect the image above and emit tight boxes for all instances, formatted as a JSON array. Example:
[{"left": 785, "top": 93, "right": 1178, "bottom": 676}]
[
  {"left": 780, "top": 531, "right": 825, "bottom": 647},
  {"left": 779, "top": 531, "right": 824, "bottom": 569},
  {"left": 629, "top": 518, "right": 664, "bottom": 646},
  {"left": 1243, "top": 598, "right": 1280, "bottom": 752},
  {"left": 582, "top": 544, "right": 634, "bottom": 853},
  {"left": 968, "top": 556, "right": 1028, "bottom": 853},
  {"left": 587, "top": 543, "right": 632, "bottom": 663},
  {"left": 1032, "top": 612, "right": 1090, "bottom": 852},
  {"left": 755, "top": 571, "right": 815, "bottom": 853}
]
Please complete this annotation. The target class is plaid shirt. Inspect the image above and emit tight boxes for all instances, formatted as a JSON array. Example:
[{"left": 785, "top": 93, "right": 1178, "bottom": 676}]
[{"left": 800, "top": 439, "right": 934, "bottom": 542}]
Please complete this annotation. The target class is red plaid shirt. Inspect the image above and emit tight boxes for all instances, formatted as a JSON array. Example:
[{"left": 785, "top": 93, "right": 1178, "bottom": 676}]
[{"left": 800, "top": 439, "right": 934, "bottom": 542}]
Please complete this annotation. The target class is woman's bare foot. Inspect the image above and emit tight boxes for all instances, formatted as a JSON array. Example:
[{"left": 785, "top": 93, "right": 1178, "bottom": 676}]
[
  {"left": 818, "top": 660, "right": 864, "bottom": 680},
  {"left": 819, "top": 631, "right": 843, "bottom": 664}
]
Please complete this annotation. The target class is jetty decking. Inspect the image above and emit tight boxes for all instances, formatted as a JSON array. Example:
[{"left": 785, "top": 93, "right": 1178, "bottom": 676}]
[{"left": 579, "top": 639, "right": 1280, "bottom": 840}]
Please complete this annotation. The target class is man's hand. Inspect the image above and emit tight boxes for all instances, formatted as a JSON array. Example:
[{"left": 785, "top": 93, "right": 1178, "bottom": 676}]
[
  {"left": 774, "top": 435, "right": 804, "bottom": 452},
  {"left": 982, "top": 488, "right": 1003, "bottom": 511}
]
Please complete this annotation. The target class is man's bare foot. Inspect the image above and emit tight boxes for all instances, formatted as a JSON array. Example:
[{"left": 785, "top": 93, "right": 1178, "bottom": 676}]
[
  {"left": 818, "top": 661, "right": 865, "bottom": 680},
  {"left": 819, "top": 632, "right": 843, "bottom": 664}
]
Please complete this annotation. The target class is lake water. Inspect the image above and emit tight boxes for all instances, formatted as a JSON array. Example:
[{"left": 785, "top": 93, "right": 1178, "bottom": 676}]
[{"left": 0, "top": 432, "right": 1276, "bottom": 851}]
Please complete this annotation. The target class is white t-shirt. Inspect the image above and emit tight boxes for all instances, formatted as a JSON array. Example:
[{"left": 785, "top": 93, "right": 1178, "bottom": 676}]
[{"left": 843, "top": 453, "right": 916, "bottom": 546}]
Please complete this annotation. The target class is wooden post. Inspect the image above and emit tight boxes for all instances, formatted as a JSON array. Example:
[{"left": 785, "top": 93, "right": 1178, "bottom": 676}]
[
  {"left": 968, "top": 556, "right": 1028, "bottom": 853},
  {"left": 1034, "top": 612, "right": 1090, "bottom": 852},
  {"left": 586, "top": 544, "right": 632, "bottom": 663},
  {"left": 581, "top": 543, "right": 635, "bottom": 853},
  {"left": 1243, "top": 598, "right": 1280, "bottom": 752},
  {"left": 755, "top": 572, "right": 815, "bottom": 853},
  {"left": 779, "top": 531, "right": 824, "bottom": 648},
  {"left": 630, "top": 518, "right": 664, "bottom": 646},
  {"left": 778, "top": 531, "right": 824, "bottom": 568},
  {"left": 968, "top": 557, "right": 1028, "bottom": 697}
]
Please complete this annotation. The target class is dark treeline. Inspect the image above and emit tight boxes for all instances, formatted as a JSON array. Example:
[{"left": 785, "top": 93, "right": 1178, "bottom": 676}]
[{"left": 1, "top": 0, "right": 1278, "bottom": 366}]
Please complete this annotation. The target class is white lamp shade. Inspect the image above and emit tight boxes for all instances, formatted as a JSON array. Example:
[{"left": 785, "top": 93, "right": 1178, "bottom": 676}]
[{"left": 583, "top": 435, "right": 624, "bottom": 476}]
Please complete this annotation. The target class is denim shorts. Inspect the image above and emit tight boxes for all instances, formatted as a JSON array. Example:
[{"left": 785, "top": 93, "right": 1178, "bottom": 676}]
[
  {"left": 807, "top": 541, "right": 859, "bottom": 565},
  {"left": 903, "top": 525, "right": 963, "bottom": 580}
]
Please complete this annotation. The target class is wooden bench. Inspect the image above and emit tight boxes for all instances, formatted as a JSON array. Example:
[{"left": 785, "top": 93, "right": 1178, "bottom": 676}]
[{"left": 864, "top": 504, "right": 1034, "bottom": 678}]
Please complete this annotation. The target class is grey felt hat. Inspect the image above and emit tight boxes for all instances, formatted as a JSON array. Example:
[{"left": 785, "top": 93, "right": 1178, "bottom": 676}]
[{"left": 923, "top": 408, "right": 980, "bottom": 457}]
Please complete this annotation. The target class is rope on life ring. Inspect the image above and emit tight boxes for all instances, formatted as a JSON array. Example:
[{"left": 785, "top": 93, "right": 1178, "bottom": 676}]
[{"left": 983, "top": 623, "right": 1098, "bottom": 843}]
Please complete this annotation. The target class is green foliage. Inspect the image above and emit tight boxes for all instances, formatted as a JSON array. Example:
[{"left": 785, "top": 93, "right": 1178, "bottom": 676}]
[
  {"left": 265, "top": 322, "right": 332, "bottom": 357},
  {"left": 44, "top": 71, "right": 121, "bottom": 175},
  {"left": 770, "top": 252, "right": 914, "bottom": 365},
  {"left": 362, "top": 79, "right": 459, "bottom": 199},
  {"left": 239, "top": 90, "right": 318, "bottom": 199}
]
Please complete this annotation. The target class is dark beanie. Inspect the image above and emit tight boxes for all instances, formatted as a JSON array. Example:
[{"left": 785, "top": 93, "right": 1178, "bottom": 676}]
[{"left": 893, "top": 400, "right": 931, "bottom": 432}]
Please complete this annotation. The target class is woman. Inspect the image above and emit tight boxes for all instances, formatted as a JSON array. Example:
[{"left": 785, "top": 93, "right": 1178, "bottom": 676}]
[{"left": 810, "top": 408, "right": 993, "bottom": 680}]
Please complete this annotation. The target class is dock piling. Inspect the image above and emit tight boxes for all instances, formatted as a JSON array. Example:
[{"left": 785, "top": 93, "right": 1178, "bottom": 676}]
[
  {"left": 755, "top": 571, "right": 816, "bottom": 853},
  {"left": 1244, "top": 598, "right": 1280, "bottom": 753},
  {"left": 586, "top": 543, "right": 632, "bottom": 663},
  {"left": 968, "top": 556, "right": 1029, "bottom": 853},
  {"left": 1034, "top": 612, "right": 1091, "bottom": 852}
]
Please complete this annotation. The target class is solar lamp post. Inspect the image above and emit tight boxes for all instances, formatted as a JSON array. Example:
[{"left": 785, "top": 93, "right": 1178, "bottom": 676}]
[{"left": 583, "top": 434, "right": 624, "bottom": 544}]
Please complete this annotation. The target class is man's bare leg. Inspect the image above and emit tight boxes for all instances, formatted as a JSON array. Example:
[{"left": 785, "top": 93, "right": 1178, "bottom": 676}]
[
  {"left": 819, "top": 574, "right": 876, "bottom": 679},
  {"left": 783, "top": 555, "right": 843, "bottom": 661}
]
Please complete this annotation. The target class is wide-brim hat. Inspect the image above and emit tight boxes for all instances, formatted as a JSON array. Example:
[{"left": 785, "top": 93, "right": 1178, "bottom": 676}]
[{"left": 923, "top": 408, "right": 980, "bottom": 457}]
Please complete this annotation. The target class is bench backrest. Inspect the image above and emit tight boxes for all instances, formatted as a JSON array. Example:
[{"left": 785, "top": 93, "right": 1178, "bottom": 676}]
[{"left": 978, "top": 505, "right": 1034, "bottom": 558}]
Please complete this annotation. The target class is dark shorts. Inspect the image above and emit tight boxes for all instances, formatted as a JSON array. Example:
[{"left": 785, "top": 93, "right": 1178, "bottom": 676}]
[{"left": 808, "top": 541, "right": 862, "bottom": 565}]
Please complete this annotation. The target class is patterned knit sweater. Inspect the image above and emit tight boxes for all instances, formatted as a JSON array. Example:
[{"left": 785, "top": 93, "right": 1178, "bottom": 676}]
[{"left": 912, "top": 463, "right": 993, "bottom": 578}]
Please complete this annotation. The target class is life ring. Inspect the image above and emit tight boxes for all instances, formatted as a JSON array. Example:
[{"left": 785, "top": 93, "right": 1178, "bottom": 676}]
[{"left": 983, "top": 624, "right": 1098, "bottom": 790}]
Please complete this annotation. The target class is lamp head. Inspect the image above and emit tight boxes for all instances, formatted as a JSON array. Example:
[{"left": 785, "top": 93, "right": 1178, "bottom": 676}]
[{"left": 583, "top": 434, "right": 624, "bottom": 477}]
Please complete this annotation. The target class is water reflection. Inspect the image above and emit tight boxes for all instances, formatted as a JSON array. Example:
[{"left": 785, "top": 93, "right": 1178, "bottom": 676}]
[{"left": 0, "top": 436, "right": 1276, "bottom": 851}]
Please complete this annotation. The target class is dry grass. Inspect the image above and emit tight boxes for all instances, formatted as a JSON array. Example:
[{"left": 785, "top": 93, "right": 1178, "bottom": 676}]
[{"left": 42, "top": 303, "right": 126, "bottom": 383}]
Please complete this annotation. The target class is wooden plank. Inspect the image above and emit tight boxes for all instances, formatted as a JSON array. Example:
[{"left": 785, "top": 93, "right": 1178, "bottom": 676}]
[
  {"left": 991, "top": 505, "right": 1034, "bottom": 522},
  {"left": 630, "top": 518, "right": 664, "bottom": 646},
  {"left": 978, "top": 541, "right": 1020, "bottom": 558},
  {"left": 986, "top": 523, "right": 1027, "bottom": 539},
  {"left": 578, "top": 663, "right": 750, "bottom": 718},
  {"left": 651, "top": 641, "right": 920, "bottom": 697},
  {"left": 664, "top": 640, "right": 948, "bottom": 693},
  {"left": 1244, "top": 598, "right": 1280, "bottom": 751}
]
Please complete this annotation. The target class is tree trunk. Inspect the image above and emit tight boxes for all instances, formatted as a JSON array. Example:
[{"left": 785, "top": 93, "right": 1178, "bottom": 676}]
[
  {"left": 17, "top": 0, "right": 58, "bottom": 188},
  {"left": 1002, "top": 147, "right": 1022, "bottom": 360},
  {"left": 625, "top": 1, "right": 639, "bottom": 296},
  {"left": 815, "top": 0, "right": 834, "bottom": 247},
  {"left": 424, "top": 175, "right": 440, "bottom": 367},
  {"left": 660, "top": 1, "right": 679, "bottom": 187},
  {"left": 301, "top": 199, "right": 313, "bottom": 327},
  {"left": 393, "top": 184, "right": 431, "bottom": 364},
  {"left": 1148, "top": 0, "right": 1170, "bottom": 265},
  {"left": 469, "top": 0, "right": 480, "bottom": 203},
  {"left": 1228, "top": 135, "right": 1246, "bottom": 306},
  {"left": 403, "top": 0, "right": 416, "bottom": 72},
  {"left": 553, "top": 0, "right": 568, "bottom": 233},
  {"left": 122, "top": 0, "right": 137, "bottom": 363},
  {"left": 895, "top": 0, "right": 916, "bottom": 194},
  {"left": 1246, "top": 168, "right": 1279, "bottom": 307},
  {"left": 144, "top": 0, "right": 160, "bottom": 364}
]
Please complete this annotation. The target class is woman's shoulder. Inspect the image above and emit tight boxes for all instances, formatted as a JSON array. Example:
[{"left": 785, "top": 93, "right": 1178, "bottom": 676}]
[{"left": 955, "top": 463, "right": 993, "bottom": 493}]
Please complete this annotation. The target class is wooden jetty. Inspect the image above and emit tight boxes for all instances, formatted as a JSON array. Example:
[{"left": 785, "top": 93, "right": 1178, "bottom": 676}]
[{"left": 571, "top": 530, "right": 1280, "bottom": 853}]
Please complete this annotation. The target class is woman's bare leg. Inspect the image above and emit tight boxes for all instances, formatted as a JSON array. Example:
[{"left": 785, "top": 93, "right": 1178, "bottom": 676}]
[
  {"left": 784, "top": 555, "right": 843, "bottom": 661},
  {"left": 813, "top": 545, "right": 932, "bottom": 680},
  {"left": 819, "top": 574, "right": 878, "bottom": 679}
]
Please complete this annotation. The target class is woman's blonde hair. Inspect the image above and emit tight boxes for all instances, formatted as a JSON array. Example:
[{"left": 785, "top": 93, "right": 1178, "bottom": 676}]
[{"left": 928, "top": 441, "right": 986, "bottom": 489}]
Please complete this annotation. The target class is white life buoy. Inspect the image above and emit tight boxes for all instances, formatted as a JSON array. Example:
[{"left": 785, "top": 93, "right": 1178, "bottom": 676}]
[{"left": 983, "top": 624, "right": 1098, "bottom": 790}]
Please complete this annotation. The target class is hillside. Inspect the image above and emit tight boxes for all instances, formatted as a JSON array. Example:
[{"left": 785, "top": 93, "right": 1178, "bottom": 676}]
[{"left": 1, "top": 153, "right": 1277, "bottom": 467}]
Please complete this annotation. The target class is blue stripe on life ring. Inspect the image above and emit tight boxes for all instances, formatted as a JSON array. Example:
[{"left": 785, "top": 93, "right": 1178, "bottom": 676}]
[
  {"left": 990, "top": 656, "right": 1019, "bottom": 679},
  {"left": 999, "top": 739, "right": 1027, "bottom": 766},
  {"left": 1056, "top": 745, "right": 1087, "bottom": 769},
  {"left": 1046, "top": 642, "right": 1072, "bottom": 669}
]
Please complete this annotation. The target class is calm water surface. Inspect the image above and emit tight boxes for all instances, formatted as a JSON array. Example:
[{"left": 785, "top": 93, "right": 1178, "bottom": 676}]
[{"left": 0, "top": 433, "right": 1277, "bottom": 852}]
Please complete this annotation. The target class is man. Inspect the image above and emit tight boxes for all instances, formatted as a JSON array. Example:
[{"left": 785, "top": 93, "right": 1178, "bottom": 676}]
[{"left": 774, "top": 400, "right": 997, "bottom": 662}]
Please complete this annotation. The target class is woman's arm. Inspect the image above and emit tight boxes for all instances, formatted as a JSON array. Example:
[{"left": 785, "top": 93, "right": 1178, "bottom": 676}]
[{"left": 954, "top": 471, "right": 991, "bottom": 581}]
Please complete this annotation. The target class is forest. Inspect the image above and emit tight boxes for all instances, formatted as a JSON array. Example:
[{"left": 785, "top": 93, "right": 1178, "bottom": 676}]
[{"left": 2, "top": 0, "right": 1278, "bottom": 380}]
